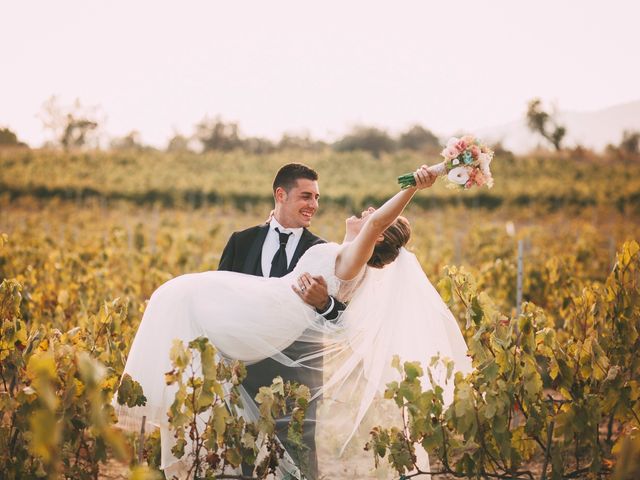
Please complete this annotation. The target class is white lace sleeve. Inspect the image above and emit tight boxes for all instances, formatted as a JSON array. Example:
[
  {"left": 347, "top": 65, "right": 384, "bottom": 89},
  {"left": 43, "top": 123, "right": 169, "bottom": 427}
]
[
  {"left": 335, "top": 268, "right": 367, "bottom": 303},
  {"left": 290, "top": 242, "right": 367, "bottom": 303}
]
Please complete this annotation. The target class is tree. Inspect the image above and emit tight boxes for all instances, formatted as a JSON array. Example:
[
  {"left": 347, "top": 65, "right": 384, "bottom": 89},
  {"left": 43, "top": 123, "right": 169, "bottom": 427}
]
[
  {"left": 0, "top": 127, "right": 28, "bottom": 147},
  {"left": 109, "top": 130, "right": 147, "bottom": 151},
  {"left": 166, "top": 132, "right": 193, "bottom": 153},
  {"left": 333, "top": 126, "right": 396, "bottom": 158},
  {"left": 60, "top": 116, "right": 98, "bottom": 150},
  {"left": 398, "top": 125, "right": 440, "bottom": 151},
  {"left": 278, "top": 133, "right": 325, "bottom": 151},
  {"left": 39, "top": 96, "right": 102, "bottom": 150},
  {"left": 278, "top": 133, "right": 308, "bottom": 150},
  {"left": 619, "top": 130, "right": 640, "bottom": 155},
  {"left": 242, "top": 136, "right": 276, "bottom": 155},
  {"left": 526, "top": 98, "right": 566, "bottom": 151},
  {"left": 194, "top": 116, "right": 242, "bottom": 152}
]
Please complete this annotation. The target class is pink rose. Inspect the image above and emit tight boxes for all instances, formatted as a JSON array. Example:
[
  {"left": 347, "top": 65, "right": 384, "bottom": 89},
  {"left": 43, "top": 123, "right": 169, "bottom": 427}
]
[
  {"left": 441, "top": 146, "right": 460, "bottom": 159},
  {"left": 455, "top": 139, "right": 468, "bottom": 152},
  {"left": 446, "top": 137, "right": 460, "bottom": 149},
  {"left": 471, "top": 145, "right": 481, "bottom": 159}
]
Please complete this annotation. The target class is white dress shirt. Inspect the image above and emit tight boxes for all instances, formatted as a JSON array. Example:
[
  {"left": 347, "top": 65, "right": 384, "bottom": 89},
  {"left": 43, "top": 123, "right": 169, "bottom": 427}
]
[
  {"left": 261, "top": 219, "right": 337, "bottom": 318},
  {"left": 261, "top": 218, "right": 303, "bottom": 278}
]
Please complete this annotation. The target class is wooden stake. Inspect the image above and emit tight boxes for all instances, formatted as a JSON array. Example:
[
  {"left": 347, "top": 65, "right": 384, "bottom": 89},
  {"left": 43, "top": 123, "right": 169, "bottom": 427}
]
[
  {"left": 138, "top": 415, "right": 146, "bottom": 464},
  {"left": 516, "top": 239, "right": 524, "bottom": 317}
]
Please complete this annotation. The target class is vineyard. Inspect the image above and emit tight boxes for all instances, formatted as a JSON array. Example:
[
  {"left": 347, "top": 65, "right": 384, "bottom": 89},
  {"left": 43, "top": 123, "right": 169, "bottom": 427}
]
[
  {"left": 2, "top": 148, "right": 640, "bottom": 213},
  {"left": 1, "top": 148, "right": 639, "bottom": 479}
]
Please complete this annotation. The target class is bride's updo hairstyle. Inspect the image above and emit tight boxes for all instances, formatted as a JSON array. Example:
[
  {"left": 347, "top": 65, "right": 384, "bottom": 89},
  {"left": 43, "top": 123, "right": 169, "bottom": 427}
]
[{"left": 367, "top": 216, "right": 411, "bottom": 269}]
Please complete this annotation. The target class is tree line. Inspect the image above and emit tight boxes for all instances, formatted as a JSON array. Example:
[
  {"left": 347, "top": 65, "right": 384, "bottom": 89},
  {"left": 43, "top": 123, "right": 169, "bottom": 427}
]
[{"left": 1, "top": 95, "right": 639, "bottom": 157}]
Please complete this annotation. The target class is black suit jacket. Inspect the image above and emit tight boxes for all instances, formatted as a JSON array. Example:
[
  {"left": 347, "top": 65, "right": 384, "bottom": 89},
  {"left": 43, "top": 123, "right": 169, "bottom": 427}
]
[
  {"left": 219, "top": 223, "right": 344, "bottom": 318},
  {"left": 218, "top": 221, "right": 346, "bottom": 388},
  {"left": 219, "top": 224, "right": 323, "bottom": 277},
  {"left": 218, "top": 223, "right": 343, "bottom": 479}
]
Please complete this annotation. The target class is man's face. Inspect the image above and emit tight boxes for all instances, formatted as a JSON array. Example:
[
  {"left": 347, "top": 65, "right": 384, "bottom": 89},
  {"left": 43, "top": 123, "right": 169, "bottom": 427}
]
[{"left": 275, "top": 178, "right": 319, "bottom": 228}]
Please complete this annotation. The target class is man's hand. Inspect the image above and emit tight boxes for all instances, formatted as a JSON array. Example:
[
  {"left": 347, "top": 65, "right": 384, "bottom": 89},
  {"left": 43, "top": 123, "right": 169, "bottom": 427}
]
[{"left": 292, "top": 273, "right": 331, "bottom": 311}]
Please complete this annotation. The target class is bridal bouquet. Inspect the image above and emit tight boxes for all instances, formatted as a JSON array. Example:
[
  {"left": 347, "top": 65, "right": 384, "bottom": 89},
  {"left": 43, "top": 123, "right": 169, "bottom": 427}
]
[{"left": 398, "top": 135, "right": 495, "bottom": 189}]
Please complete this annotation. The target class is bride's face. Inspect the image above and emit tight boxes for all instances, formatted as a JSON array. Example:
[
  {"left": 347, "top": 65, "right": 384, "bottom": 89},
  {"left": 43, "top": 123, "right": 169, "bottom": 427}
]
[{"left": 345, "top": 207, "right": 375, "bottom": 237}]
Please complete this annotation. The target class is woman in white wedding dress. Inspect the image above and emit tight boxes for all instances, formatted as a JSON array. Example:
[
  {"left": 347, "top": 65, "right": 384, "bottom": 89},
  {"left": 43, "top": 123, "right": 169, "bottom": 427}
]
[{"left": 116, "top": 165, "right": 472, "bottom": 479}]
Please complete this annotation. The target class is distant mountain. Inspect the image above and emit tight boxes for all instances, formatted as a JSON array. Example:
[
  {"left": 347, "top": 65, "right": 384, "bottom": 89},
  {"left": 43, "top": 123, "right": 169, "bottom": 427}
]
[{"left": 473, "top": 100, "right": 640, "bottom": 154}]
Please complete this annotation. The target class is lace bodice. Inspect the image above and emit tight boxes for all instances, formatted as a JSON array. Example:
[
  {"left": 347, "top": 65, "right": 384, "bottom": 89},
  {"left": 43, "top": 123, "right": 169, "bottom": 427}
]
[{"left": 289, "top": 242, "right": 366, "bottom": 303}]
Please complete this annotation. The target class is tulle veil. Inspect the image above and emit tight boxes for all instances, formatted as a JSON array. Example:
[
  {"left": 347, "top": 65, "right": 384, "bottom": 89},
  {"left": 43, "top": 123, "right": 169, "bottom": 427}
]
[{"left": 295, "top": 247, "right": 473, "bottom": 474}]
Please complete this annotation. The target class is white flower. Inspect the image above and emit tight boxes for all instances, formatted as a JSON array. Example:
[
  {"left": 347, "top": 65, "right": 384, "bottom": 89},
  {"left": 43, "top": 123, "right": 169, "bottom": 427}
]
[
  {"left": 478, "top": 152, "right": 492, "bottom": 171},
  {"left": 452, "top": 158, "right": 460, "bottom": 166},
  {"left": 447, "top": 166, "right": 469, "bottom": 185}
]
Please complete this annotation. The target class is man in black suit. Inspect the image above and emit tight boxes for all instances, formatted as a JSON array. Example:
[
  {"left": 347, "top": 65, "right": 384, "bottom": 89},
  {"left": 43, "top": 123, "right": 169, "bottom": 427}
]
[{"left": 218, "top": 163, "right": 345, "bottom": 479}]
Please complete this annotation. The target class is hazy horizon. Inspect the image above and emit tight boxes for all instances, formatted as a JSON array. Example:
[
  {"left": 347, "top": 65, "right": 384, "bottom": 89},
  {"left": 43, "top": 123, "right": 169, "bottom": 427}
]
[{"left": 2, "top": 0, "right": 639, "bottom": 148}]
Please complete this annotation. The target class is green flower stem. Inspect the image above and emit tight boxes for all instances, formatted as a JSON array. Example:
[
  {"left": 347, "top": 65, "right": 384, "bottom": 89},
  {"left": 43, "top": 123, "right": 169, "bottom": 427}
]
[
  {"left": 397, "top": 173, "right": 416, "bottom": 190},
  {"left": 398, "top": 162, "right": 448, "bottom": 189}
]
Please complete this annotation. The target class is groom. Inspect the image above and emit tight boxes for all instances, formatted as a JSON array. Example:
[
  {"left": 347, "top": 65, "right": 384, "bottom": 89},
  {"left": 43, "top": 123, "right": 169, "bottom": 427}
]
[{"left": 218, "top": 163, "right": 345, "bottom": 479}]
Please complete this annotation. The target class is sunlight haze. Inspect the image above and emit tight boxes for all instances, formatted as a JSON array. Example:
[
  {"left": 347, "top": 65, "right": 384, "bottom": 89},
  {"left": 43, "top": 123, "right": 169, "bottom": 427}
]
[{"left": 2, "top": 0, "right": 639, "bottom": 147}]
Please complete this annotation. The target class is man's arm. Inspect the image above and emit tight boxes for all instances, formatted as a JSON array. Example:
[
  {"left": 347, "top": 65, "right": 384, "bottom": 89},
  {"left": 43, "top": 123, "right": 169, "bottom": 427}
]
[
  {"left": 218, "top": 232, "right": 237, "bottom": 271},
  {"left": 317, "top": 297, "right": 346, "bottom": 322}
]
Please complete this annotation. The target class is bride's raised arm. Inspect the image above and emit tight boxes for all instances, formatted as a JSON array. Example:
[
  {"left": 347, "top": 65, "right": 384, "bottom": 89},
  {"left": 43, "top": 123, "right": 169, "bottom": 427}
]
[{"left": 335, "top": 165, "right": 435, "bottom": 280}]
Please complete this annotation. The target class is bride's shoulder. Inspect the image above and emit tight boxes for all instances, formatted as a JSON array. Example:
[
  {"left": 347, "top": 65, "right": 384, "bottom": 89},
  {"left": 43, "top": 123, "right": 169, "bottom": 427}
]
[
  {"left": 300, "top": 242, "right": 343, "bottom": 265},
  {"left": 306, "top": 241, "right": 342, "bottom": 255}
]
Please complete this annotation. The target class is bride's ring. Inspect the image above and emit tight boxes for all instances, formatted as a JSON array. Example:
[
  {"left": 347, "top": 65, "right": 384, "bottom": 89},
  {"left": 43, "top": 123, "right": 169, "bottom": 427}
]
[{"left": 301, "top": 286, "right": 306, "bottom": 292}]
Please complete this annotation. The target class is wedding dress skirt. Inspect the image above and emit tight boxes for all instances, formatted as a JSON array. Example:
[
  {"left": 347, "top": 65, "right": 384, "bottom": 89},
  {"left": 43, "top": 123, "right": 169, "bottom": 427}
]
[
  {"left": 115, "top": 242, "right": 472, "bottom": 479},
  {"left": 115, "top": 243, "right": 363, "bottom": 476}
]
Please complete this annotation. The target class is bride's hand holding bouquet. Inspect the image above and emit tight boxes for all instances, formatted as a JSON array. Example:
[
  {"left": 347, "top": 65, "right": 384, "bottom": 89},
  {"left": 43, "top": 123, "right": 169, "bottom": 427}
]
[
  {"left": 399, "top": 135, "right": 495, "bottom": 190},
  {"left": 411, "top": 165, "right": 439, "bottom": 190}
]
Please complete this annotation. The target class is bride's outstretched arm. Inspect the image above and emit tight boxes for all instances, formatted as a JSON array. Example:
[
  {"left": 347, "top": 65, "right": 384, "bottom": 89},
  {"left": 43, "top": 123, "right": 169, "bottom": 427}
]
[{"left": 335, "top": 166, "right": 435, "bottom": 280}]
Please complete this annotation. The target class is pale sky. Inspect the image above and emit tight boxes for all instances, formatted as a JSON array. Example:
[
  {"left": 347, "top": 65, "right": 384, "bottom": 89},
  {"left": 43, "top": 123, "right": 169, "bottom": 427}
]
[{"left": 2, "top": 0, "right": 639, "bottom": 147}]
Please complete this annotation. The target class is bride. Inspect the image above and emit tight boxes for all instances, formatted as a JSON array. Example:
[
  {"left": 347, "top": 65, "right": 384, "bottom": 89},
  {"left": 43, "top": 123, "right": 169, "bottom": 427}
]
[{"left": 115, "top": 165, "right": 472, "bottom": 478}]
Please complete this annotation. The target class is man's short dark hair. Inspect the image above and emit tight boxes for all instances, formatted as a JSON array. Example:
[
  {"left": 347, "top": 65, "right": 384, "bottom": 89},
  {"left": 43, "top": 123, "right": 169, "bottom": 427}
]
[{"left": 272, "top": 163, "right": 318, "bottom": 193}]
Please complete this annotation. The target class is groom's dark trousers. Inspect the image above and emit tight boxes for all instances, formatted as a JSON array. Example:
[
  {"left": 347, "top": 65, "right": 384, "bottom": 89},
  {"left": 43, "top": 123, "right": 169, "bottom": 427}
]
[{"left": 218, "top": 223, "right": 344, "bottom": 480}]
